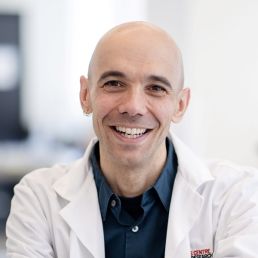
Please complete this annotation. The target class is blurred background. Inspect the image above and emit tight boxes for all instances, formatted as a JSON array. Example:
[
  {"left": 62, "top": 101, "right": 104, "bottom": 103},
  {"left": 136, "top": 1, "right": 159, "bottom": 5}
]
[{"left": 0, "top": 0, "right": 258, "bottom": 256}]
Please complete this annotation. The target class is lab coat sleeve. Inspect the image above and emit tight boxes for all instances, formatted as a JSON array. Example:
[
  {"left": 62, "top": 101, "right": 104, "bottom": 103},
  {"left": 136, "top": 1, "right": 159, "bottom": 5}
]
[
  {"left": 214, "top": 171, "right": 258, "bottom": 258},
  {"left": 6, "top": 177, "right": 55, "bottom": 258}
]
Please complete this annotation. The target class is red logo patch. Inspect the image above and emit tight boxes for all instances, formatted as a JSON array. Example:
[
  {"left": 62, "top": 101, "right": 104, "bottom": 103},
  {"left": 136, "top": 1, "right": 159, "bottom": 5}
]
[{"left": 191, "top": 248, "right": 213, "bottom": 258}]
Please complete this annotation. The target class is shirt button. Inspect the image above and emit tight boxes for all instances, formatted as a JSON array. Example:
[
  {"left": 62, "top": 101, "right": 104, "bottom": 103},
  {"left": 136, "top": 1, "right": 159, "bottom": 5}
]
[
  {"left": 131, "top": 225, "right": 139, "bottom": 233},
  {"left": 110, "top": 199, "right": 116, "bottom": 207}
]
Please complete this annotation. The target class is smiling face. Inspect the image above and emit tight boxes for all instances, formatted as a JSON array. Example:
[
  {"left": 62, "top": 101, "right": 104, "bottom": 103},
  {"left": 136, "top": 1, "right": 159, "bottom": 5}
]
[{"left": 80, "top": 22, "right": 190, "bottom": 170}]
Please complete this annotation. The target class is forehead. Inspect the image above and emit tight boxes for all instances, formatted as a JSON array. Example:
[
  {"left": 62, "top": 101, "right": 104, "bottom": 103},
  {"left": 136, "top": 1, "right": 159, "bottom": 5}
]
[{"left": 90, "top": 28, "right": 181, "bottom": 83}]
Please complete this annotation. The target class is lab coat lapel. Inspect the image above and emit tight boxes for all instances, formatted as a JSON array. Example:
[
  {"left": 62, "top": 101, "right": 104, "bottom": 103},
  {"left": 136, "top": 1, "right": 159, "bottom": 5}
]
[
  {"left": 165, "top": 173, "right": 204, "bottom": 258},
  {"left": 54, "top": 139, "right": 105, "bottom": 258},
  {"left": 60, "top": 173, "right": 104, "bottom": 258},
  {"left": 165, "top": 132, "right": 214, "bottom": 258}
]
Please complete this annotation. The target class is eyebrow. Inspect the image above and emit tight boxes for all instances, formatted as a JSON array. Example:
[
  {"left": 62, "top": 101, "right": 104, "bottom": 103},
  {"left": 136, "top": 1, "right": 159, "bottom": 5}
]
[
  {"left": 97, "top": 70, "right": 172, "bottom": 89},
  {"left": 148, "top": 75, "right": 172, "bottom": 89},
  {"left": 97, "top": 70, "right": 126, "bottom": 84}
]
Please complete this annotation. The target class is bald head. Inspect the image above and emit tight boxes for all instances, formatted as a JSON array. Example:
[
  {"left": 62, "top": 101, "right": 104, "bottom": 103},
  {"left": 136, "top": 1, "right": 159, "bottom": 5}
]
[{"left": 88, "top": 21, "right": 184, "bottom": 89}]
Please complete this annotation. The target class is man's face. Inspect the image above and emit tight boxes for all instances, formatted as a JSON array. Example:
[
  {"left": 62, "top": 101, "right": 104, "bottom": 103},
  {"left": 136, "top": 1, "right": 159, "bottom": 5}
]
[{"left": 81, "top": 27, "right": 189, "bottom": 168}]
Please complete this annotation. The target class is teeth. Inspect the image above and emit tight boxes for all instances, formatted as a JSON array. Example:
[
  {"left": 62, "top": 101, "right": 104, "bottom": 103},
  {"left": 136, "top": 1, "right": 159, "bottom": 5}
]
[
  {"left": 126, "top": 128, "right": 131, "bottom": 134},
  {"left": 115, "top": 126, "right": 147, "bottom": 138}
]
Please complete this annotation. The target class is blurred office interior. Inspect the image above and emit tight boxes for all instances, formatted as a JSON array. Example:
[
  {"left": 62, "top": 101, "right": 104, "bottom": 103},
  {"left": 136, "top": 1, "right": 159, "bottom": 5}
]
[{"left": 0, "top": 0, "right": 258, "bottom": 256}]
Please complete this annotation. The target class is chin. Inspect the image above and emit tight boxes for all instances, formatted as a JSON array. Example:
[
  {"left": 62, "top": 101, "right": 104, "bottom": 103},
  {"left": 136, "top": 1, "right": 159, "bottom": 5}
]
[{"left": 116, "top": 153, "right": 146, "bottom": 168}]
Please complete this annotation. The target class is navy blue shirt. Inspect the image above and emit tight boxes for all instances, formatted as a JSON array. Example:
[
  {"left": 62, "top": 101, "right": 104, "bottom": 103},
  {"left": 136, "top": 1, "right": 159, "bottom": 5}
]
[{"left": 90, "top": 138, "right": 178, "bottom": 258}]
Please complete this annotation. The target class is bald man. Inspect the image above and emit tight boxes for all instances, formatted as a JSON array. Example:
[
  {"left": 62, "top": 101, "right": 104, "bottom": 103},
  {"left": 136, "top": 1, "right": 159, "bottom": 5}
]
[{"left": 6, "top": 22, "right": 258, "bottom": 258}]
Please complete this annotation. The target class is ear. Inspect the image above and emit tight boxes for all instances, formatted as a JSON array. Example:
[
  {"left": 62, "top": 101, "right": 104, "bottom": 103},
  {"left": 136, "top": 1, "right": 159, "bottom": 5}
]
[
  {"left": 80, "top": 75, "right": 93, "bottom": 114},
  {"left": 171, "top": 88, "right": 191, "bottom": 123}
]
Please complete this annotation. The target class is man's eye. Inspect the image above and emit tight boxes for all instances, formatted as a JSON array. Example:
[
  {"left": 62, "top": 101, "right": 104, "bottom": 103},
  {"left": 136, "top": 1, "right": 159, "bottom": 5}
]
[
  {"left": 102, "top": 80, "right": 125, "bottom": 92},
  {"left": 148, "top": 85, "right": 167, "bottom": 95},
  {"left": 104, "top": 80, "right": 123, "bottom": 88}
]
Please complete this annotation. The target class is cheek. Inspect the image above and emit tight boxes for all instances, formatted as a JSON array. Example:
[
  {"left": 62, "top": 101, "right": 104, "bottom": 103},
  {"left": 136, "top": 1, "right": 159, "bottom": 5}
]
[
  {"left": 91, "top": 94, "right": 116, "bottom": 125},
  {"left": 151, "top": 100, "right": 176, "bottom": 124},
  {"left": 91, "top": 91, "right": 107, "bottom": 113}
]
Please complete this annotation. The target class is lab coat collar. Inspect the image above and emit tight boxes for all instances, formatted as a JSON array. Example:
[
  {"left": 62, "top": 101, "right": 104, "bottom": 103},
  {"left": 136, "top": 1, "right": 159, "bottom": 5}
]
[
  {"left": 165, "top": 172, "right": 205, "bottom": 258},
  {"left": 169, "top": 132, "right": 214, "bottom": 188},
  {"left": 53, "top": 138, "right": 105, "bottom": 258},
  {"left": 165, "top": 132, "right": 214, "bottom": 258},
  {"left": 53, "top": 138, "right": 98, "bottom": 201}
]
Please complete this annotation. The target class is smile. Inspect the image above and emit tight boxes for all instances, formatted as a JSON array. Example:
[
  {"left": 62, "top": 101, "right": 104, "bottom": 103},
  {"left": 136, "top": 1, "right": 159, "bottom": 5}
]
[{"left": 114, "top": 126, "right": 148, "bottom": 139}]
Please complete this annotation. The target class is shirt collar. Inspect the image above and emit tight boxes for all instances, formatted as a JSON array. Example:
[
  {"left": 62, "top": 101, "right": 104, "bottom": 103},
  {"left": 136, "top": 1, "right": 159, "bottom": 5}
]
[
  {"left": 90, "top": 138, "right": 178, "bottom": 219},
  {"left": 152, "top": 138, "right": 178, "bottom": 211},
  {"left": 90, "top": 143, "right": 114, "bottom": 221}
]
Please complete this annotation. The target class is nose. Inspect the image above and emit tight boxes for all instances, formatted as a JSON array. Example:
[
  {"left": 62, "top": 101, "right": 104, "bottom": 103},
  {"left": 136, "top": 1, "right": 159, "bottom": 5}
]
[{"left": 118, "top": 87, "right": 147, "bottom": 116}]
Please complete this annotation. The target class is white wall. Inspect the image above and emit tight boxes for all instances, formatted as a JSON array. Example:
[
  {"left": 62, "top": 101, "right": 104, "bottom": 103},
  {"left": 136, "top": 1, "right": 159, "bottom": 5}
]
[
  {"left": 190, "top": 0, "right": 258, "bottom": 166},
  {"left": 0, "top": 0, "right": 70, "bottom": 140}
]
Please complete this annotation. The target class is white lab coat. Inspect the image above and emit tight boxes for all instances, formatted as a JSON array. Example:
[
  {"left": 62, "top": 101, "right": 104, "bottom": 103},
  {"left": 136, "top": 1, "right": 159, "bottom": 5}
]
[{"left": 6, "top": 133, "right": 258, "bottom": 258}]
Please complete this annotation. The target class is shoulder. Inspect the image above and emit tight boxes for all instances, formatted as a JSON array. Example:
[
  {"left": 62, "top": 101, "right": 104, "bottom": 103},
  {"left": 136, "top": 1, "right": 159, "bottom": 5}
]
[
  {"left": 14, "top": 156, "right": 88, "bottom": 201},
  {"left": 18, "top": 161, "right": 76, "bottom": 189},
  {"left": 208, "top": 159, "right": 258, "bottom": 186},
  {"left": 17, "top": 137, "right": 98, "bottom": 190},
  {"left": 203, "top": 160, "right": 258, "bottom": 209}
]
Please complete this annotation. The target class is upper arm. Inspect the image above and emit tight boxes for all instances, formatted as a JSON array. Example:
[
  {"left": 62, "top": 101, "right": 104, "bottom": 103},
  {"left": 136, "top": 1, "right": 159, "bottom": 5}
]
[
  {"left": 6, "top": 179, "right": 55, "bottom": 258},
  {"left": 214, "top": 172, "right": 258, "bottom": 258}
]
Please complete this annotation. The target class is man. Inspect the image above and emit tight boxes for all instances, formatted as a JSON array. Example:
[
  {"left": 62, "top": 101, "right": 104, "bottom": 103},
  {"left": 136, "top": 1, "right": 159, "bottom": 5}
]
[{"left": 6, "top": 21, "right": 258, "bottom": 258}]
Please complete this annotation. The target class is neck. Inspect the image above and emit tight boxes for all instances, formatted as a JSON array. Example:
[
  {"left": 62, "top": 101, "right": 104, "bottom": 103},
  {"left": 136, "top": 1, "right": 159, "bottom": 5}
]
[{"left": 99, "top": 145, "right": 167, "bottom": 197}]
